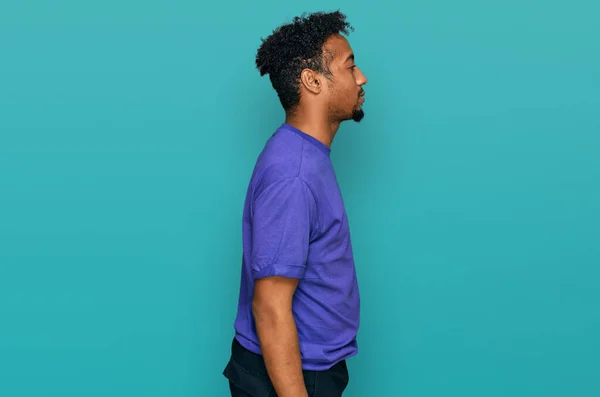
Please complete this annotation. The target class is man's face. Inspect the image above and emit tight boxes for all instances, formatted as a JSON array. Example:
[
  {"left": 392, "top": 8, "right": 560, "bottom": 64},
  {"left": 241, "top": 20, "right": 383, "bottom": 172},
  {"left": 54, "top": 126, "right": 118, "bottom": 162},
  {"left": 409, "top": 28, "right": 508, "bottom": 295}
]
[{"left": 322, "top": 34, "right": 368, "bottom": 122}]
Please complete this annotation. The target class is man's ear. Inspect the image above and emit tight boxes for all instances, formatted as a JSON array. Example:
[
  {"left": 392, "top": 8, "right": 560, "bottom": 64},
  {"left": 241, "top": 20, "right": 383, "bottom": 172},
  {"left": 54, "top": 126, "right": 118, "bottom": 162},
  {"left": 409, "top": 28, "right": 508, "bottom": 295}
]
[{"left": 299, "top": 69, "right": 322, "bottom": 95}]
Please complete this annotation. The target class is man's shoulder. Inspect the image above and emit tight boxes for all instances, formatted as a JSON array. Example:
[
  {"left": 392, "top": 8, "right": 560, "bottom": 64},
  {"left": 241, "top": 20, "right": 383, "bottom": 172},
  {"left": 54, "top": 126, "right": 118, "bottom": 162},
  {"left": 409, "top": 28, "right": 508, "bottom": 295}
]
[
  {"left": 249, "top": 127, "right": 332, "bottom": 197},
  {"left": 252, "top": 130, "right": 304, "bottom": 180},
  {"left": 260, "top": 127, "right": 304, "bottom": 163}
]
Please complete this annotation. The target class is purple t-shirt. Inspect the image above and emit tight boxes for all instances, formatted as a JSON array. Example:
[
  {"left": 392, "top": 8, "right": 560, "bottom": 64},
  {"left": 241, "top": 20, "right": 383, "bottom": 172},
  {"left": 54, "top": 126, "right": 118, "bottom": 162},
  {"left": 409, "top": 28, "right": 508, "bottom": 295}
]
[{"left": 232, "top": 123, "right": 360, "bottom": 371}]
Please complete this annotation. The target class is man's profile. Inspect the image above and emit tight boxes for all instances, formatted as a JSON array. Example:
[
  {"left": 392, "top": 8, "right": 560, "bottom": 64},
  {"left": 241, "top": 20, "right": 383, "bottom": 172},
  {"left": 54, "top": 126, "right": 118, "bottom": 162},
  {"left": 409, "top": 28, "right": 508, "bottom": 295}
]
[{"left": 222, "top": 10, "right": 368, "bottom": 397}]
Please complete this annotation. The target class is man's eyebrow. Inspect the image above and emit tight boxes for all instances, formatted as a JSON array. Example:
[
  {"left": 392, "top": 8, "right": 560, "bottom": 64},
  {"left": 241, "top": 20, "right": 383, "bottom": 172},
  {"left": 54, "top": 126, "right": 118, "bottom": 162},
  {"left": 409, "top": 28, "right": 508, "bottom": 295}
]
[{"left": 345, "top": 53, "right": 355, "bottom": 63}]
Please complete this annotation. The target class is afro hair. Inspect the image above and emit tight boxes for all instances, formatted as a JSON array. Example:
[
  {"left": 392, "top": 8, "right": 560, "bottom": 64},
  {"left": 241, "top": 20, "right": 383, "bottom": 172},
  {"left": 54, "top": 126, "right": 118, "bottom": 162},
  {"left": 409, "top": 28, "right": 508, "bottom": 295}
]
[{"left": 255, "top": 10, "right": 354, "bottom": 112}]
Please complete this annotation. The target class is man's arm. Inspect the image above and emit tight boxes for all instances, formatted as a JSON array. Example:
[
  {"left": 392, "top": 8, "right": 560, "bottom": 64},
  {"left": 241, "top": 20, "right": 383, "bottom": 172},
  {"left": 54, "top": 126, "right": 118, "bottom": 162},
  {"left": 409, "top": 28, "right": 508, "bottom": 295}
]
[
  {"left": 249, "top": 177, "right": 316, "bottom": 397},
  {"left": 252, "top": 276, "right": 308, "bottom": 397}
]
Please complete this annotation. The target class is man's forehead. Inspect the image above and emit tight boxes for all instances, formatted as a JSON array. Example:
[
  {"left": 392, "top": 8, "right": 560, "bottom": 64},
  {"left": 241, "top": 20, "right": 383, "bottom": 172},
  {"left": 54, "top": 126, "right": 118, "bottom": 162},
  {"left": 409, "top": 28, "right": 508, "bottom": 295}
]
[{"left": 324, "top": 34, "right": 353, "bottom": 61}]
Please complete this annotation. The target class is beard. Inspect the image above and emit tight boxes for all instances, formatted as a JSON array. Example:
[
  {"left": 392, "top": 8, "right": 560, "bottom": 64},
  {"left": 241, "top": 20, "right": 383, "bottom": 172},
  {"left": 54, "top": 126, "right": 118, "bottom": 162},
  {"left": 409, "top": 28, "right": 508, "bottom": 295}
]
[{"left": 352, "top": 108, "right": 364, "bottom": 122}]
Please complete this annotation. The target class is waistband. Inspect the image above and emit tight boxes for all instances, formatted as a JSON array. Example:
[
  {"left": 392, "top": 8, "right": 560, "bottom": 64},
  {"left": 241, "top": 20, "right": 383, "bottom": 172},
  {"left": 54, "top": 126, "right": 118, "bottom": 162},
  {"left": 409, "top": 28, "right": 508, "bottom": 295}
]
[{"left": 230, "top": 337, "right": 347, "bottom": 374}]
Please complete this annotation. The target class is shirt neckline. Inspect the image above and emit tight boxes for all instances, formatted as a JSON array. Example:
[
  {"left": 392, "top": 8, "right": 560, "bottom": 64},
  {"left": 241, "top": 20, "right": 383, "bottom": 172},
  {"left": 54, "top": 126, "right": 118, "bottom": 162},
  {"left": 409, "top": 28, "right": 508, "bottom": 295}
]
[{"left": 279, "top": 123, "right": 331, "bottom": 157}]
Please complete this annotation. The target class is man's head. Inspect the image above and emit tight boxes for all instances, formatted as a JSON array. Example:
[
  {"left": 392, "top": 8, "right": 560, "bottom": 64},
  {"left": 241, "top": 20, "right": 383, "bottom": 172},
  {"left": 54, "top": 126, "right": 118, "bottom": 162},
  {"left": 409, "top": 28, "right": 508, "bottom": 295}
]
[{"left": 255, "top": 11, "right": 368, "bottom": 123}]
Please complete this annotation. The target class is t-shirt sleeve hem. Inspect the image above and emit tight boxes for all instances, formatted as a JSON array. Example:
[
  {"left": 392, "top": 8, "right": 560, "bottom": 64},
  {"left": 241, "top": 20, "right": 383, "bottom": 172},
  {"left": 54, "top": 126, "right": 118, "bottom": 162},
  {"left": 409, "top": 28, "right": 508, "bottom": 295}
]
[{"left": 252, "top": 263, "right": 306, "bottom": 280}]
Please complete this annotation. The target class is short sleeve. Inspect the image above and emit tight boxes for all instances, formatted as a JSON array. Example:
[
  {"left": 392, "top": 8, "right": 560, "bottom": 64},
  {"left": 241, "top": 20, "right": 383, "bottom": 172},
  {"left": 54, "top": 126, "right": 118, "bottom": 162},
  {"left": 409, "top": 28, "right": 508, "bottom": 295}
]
[{"left": 250, "top": 177, "right": 317, "bottom": 280}]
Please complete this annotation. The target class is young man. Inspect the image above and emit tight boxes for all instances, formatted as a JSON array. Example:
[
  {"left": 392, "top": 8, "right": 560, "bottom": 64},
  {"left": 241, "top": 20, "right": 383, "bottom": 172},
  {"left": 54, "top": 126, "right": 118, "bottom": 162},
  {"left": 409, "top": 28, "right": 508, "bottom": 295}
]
[{"left": 223, "top": 10, "right": 368, "bottom": 397}]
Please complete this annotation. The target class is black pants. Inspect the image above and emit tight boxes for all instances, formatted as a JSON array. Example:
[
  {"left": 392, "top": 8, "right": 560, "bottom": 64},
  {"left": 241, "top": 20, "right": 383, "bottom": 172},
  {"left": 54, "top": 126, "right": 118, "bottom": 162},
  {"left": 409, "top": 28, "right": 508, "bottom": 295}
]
[{"left": 222, "top": 338, "right": 349, "bottom": 397}]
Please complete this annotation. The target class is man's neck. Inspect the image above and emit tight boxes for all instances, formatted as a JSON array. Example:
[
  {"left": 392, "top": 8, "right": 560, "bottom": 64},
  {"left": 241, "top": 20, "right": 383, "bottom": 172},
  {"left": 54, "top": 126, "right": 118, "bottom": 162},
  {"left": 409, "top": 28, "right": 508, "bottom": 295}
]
[{"left": 285, "top": 113, "right": 340, "bottom": 148}]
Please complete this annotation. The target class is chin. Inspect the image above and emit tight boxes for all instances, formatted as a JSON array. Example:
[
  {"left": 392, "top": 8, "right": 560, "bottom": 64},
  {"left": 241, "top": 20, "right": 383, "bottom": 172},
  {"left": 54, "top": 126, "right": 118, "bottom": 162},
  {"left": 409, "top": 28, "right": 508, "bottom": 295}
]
[{"left": 351, "top": 108, "right": 364, "bottom": 122}]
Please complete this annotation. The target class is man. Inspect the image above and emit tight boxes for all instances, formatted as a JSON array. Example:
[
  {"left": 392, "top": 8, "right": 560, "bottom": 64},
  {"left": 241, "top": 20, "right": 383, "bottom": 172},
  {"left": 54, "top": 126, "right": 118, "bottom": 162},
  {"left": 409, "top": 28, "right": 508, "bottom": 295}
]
[{"left": 223, "top": 10, "right": 368, "bottom": 397}]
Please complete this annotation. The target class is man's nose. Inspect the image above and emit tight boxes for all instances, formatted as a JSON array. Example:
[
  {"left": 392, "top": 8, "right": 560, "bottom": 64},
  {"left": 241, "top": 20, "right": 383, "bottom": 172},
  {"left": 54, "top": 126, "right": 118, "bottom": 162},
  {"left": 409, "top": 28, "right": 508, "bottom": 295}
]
[{"left": 358, "top": 68, "right": 368, "bottom": 85}]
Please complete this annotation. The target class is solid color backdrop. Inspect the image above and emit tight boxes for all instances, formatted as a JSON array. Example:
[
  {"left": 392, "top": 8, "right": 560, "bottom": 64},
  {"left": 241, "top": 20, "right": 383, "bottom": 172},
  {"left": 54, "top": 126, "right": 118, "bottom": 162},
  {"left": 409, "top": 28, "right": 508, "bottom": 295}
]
[{"left": 1, "top": 1, "right": 599, "bottom": 396}]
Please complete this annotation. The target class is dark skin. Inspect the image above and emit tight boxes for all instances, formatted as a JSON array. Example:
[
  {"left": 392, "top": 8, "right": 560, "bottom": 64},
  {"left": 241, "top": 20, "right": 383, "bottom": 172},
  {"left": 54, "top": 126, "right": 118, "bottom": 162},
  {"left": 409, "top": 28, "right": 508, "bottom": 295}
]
[
  {"left": 286, "top": 33, "right": 368, "bottom": 147},
  {"left": 253, "top": 276, "right": 306, "bottom": 397},
  {"left": 252, "top": 33, "right": 368, "bottom": 397}
]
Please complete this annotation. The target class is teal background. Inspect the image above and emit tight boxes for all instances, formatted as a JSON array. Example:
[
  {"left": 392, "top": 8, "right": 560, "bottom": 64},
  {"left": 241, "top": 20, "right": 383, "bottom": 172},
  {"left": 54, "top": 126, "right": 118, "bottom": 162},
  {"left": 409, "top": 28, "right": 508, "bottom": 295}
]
[{"left": 1, "top": 0, "right": 599, "bottom": 396}]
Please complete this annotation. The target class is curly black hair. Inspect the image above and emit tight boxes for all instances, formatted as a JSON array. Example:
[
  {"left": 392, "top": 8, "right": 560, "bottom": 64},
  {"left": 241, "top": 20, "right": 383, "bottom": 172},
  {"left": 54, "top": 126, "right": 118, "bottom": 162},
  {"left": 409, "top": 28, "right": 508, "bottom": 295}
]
[{"left": 255, "top": 10, "right": 354, "bottom": 112}]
